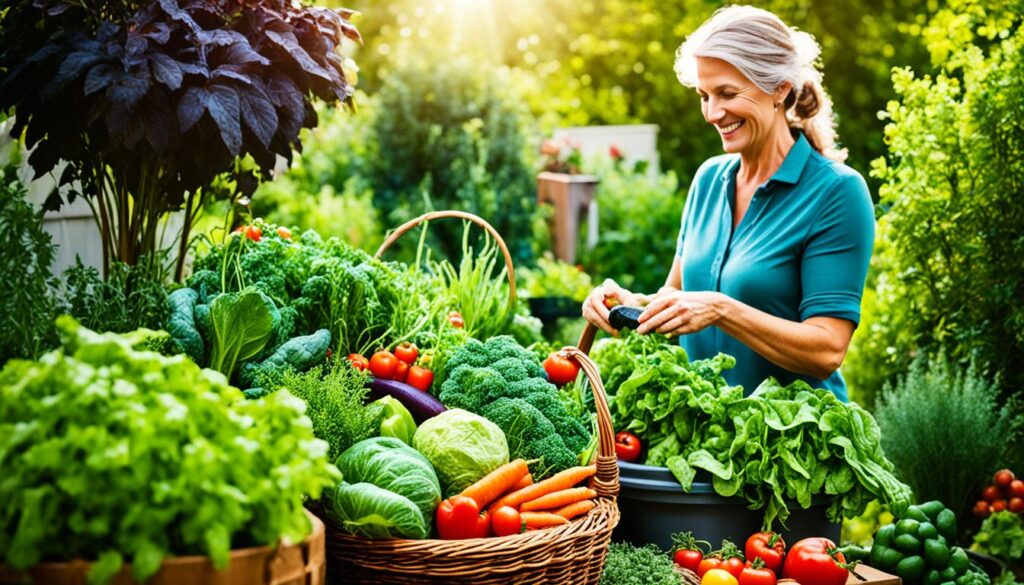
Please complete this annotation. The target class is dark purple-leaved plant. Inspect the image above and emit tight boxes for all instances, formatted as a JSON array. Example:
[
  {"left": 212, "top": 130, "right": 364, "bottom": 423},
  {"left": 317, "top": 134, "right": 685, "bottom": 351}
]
[{"left": 0, "top": 0, "right": 361, "bottom": 281}]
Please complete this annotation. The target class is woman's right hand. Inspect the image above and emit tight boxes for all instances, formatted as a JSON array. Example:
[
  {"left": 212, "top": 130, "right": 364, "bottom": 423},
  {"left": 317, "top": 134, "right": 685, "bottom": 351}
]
[{"left": 582, "top": 279, "right": 647, "bottom": 334}]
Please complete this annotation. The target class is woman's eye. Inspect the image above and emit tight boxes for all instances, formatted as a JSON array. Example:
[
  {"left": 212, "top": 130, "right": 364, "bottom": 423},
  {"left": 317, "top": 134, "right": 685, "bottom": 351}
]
[
  {"left": 721, "top": 93, "right": 736, "bottom": 99},
  {"left": 699, "top": 94, "right": 709, "bottom": 102}
]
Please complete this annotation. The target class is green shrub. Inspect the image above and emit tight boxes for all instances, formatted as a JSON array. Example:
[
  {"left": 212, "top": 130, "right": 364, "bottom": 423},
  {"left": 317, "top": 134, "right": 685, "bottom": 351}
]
[{"left": 874, "top": 352, "right": 1024, "bottom": 527}]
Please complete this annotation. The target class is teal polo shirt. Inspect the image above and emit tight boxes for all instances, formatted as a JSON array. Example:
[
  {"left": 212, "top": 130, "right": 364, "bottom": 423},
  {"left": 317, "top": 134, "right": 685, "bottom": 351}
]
[{"left": 674, "top": 133, "right": 874, "bottom": 401}]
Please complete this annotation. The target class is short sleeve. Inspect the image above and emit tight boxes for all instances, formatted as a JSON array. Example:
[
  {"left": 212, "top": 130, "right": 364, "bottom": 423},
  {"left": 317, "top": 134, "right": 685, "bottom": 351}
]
[{"left": 799, "top": 172, "right": 875, "bottom": 325}]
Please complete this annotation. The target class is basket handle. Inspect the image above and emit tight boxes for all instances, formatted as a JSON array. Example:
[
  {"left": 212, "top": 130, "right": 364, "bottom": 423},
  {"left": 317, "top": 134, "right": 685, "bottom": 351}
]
[
  {"left": 374, "top": 210, "right": 517, "bottom": 316},
  {"left": 576, "top": 322, "right": 598, "bottom": 355},
  {"left": 557, "top": 344, "right": 619, "bottom": 499}
]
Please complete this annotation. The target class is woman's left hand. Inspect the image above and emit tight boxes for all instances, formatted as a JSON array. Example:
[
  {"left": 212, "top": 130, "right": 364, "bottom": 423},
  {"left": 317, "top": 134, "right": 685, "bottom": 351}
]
[{"left": 636, "top": 290, "right": 729, "bottom": 335}]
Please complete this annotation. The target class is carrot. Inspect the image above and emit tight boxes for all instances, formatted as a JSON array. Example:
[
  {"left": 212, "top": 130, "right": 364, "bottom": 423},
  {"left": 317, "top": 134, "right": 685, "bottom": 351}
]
[
  {"left": 554, "top": 499, "right": 596, "bottom": 520},
  {"left": 521, "top": 511, "right": 569, "bottom": 529},
  {"left": 510, "top": 472, "right": 533, "bottom": 491},
  {"left": 488, "top": 465, "right": 596, "bottom": 512},
  {"left": 520, "top": 487, "right": 596, "bottom": 512},
  {"left": 459, "top": 459, "right": 529, "bottom": 509}
]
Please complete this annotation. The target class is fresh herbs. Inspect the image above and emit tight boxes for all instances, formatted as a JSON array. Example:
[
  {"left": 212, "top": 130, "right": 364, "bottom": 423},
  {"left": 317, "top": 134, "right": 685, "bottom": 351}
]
[
  {"left": 516, "top": 252, "right": 594, "bottom": 302},
  {"left": 972, "top": 511, "right": 1024, "bottom": 565},
  {"left": 600, "top": 542, "right": 683, "bottom": 585},
  {"left": 0, "top": 317, "right": 339, "bottom": 584}
]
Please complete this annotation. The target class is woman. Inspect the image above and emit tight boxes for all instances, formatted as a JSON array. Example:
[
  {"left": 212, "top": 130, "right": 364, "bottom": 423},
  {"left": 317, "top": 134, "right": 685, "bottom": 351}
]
[{"left": 582, "top": 6, "right": 874, "bottom": 401}]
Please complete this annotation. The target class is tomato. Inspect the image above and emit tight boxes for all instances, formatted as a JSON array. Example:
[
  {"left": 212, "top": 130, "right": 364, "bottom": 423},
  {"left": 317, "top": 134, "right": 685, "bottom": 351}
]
[
  {"left": 244, "top": 224, "right": 262, "bottom": 242},
  {"left": 615, "top": 431, "right": 642, "bottom": 462},
  {"left": 671, "top": 531, "right": 709, "bottom": 573},
  {"left": 393, "top": 360, "right": 409, "bottom": 382},
  {"left": 369, "top": 351, "right": 399, "bottom": 379},
  {"left": 739, "top": 559, "right": 777, "bottom": 585},
  {"left": 781, "top": 538, "right": 849, "bottom": 585},
  {"left": 991, "top": 499, "right": 1008, "bottom": 512},
  {"left": 974, "top": 500, "right": 992, "bottom": 518},
  {"left": 701, "top": 568, "right": 739, "bottom": 585},
  {"left": 394, "top": 342, "right": 419, "bottom": 365},
  {"left": 994, "top": 469, "right": 1015, "bottom": 488},
  {"left": 491, "top": 506, "right": 524, "bottom": 537},
  {"left": 448, "top": 311, "right": 465, "bottom": 328},
  {"left": 721, "top": 557, "right": 745, "bottom": 578},
  {"left": 406, "top": 366, "right": 434, "bottom": 392},
  {"left": 543, "top": 353, "right": 580, "bottom": 386},
  {"left": 698, "top": 558, "right": 724, "bottom": 577},
  {"left": 436, "top": 495, "right": 490, "bottom": 539},
  {"left": 1008, "top": 497, "right": 1024, "bottom": 514},
  {"left": 1010, "top": 479, "right": 1024, "bottom": 498},
  {"left": 603, "top": 296, "right": 620, "bottom": 309},
  {"left": 745, "top": 532, "right": 786, "bottom": 574},
  {"left": 982, "top": 485, "right": 1002, "bottom": 502},
  {"left": 276, "top": 226, "right": 292, "bottom": 239},
  {"left": 347, "top": 353, "right": 369, "bottom": 371}
]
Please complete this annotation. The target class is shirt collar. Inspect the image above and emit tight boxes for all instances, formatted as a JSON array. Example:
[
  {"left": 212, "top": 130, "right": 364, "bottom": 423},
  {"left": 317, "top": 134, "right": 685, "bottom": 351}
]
[{"left": 717, "top": 131, "right": 812, "bottom": 186}]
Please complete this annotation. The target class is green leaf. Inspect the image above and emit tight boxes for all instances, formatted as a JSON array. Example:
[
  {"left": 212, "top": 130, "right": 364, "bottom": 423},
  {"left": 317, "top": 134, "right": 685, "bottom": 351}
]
[{"left": 208, "top": 288, "right": 275, "bottom": 381}]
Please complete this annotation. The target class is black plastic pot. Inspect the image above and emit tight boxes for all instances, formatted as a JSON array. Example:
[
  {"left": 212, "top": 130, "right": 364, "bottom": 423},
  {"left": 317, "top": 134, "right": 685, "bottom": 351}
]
[
  {"left": 527, "top": 296, "right": 580, "bottom": 323},
  {"left": 614, "top": 461, "right": 841, "bottom": 550}
]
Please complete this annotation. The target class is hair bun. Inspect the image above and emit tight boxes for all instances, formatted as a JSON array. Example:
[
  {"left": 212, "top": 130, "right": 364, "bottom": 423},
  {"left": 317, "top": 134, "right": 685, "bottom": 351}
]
[{"left": 795, "top": 82, "right": 821, "bottom": 119}]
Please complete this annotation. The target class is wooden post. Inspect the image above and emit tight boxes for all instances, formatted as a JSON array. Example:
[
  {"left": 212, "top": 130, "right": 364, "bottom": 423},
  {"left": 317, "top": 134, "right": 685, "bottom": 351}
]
[{"left": 536, "top": 172, "right": 599, "bottom": 264}]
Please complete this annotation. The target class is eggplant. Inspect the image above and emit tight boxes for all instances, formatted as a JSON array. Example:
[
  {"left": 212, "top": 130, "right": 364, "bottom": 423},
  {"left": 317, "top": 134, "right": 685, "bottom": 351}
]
[
  {"left": 367, "top": 378, "right": 446, "bottom": 423},
  {"left": 609, "top": 305, "right": 644, "bottom": 330}
]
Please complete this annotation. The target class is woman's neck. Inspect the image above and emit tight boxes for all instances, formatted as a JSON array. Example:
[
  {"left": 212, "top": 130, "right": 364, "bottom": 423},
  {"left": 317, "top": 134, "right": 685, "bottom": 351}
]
[{"left": 737, "top": 124, "right": 795, "bottom": 186}]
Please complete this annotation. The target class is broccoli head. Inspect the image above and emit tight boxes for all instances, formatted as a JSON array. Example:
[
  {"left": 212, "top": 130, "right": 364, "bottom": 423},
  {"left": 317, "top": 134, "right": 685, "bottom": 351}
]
[
  {"left": 481, "top": 397, "right": 579, "bottom": 479},
  {"left": 444, "top": 335, "right": 545, "bottom": 378},
  {"left": 523, "top": 393, "right": 590, "bottom": 454},
  {"left": 438, "top": 364, "right": 510, "bottom": 412}
]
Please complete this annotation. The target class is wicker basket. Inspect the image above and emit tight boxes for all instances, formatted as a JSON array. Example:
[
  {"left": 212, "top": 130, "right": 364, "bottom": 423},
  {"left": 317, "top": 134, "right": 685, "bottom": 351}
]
[
  {"left": 0, "top": 511, "right": 326, "bottom": 585},
  {"left": 324, "top": 211, "right": 620, "bottom": 584}
]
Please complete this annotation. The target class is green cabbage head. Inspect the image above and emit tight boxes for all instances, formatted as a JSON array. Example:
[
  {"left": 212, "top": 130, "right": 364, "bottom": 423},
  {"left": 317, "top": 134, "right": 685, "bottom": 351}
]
[{"left": 412, "top": 408, "right": 509, "bottom": 496}]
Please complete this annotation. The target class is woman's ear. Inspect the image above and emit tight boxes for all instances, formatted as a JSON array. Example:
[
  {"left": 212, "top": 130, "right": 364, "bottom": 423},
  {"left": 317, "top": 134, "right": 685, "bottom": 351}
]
[{"left": 775, "top": 82, "right": 793, "bottom": 107}]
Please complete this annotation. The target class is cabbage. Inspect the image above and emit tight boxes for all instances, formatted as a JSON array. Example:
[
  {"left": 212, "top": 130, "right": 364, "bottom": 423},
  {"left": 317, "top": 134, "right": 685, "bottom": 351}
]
[
  {"left": 326, "top": 482, "right": 428, "bottom": 539},
  {"left": 412, "top": 409, "right": 509, "bottom": 496}
]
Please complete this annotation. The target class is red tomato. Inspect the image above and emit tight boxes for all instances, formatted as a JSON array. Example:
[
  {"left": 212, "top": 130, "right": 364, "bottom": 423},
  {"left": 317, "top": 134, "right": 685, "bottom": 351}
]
[
  {"left": 739, "top": 559, "right": 777, "bottom": 585},
  {"left": 491, "top": 506, "right": 524, "bottom": 537},
  {"left": 974, "top": 500, "right": 992, "bottom": 518},
  {"left": 436, "top": 496, "right": 490, "bottom": 540},
  {"left": 781, "top": 538, "right": 848, "bottom": 585},
  {"left": 244, "top": 224, "right": 262, "bottom": 242},
  {"left": 543, "top": 353, "right": 580, "bottom": 386},
  {"left": 276, "top": 226, "right": 292, "bottom": 239},
  {"left": 615, "top": 431, "right": 642, "bottom": 462},
  {"left": 983, "top": 485, "right": 1003, "bottom": 502},
  {"left": 347, "top": 353, "right": 369, "bottom": 371},
  {"left": 394, "top": 342, "right": 419, "bottom": 365},
  {"left": 369, "top": 351, "right": 399, "bottom": 379},
  {"left": 702, "top": 569, "right": 739, "bottom": 585},
  {"left": 992, "top": 499, "right": 1008, "bottom": 512},
  {"left": 671, "top": 531, "right": 709, "bottom": 573},
  {"left": 1008, "top": 497, "right": 1024, "bottom": 514},
  {"left": 1011, "top": 480, "right": 1024, "bottom": 498},
  {"left": 994, "top": 469, "right": 1015, "bottom": 488},
  {"left": 721, "top": 557, "right": 745, "bottom": 578},
  {"left": 406, "top": 366, "right": 434, "bottom": 392},
  {"left": 698, "top": 557, "right": 725, "bottom": 577},
  {"left": 448, "top": 312, "right": 465, "bottom": 328},
  {"left": 393, "top": 360, "right": 410, "bottom": 382},
  {"left": 745, "top": 532, "right": 786, "bottom": 574}
]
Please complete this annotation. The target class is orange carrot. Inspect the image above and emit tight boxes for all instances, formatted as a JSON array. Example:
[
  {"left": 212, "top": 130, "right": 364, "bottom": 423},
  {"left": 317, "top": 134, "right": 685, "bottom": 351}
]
[
  {"left": 553, "top": 499, "right": 596, "bottom": 520},
  {"left": 488, "top": 465, "right": 596, "bottom": 512},
  {"left": 520, "top": 487, "right": 596, "bottom": 512},
  {"left": 521, "top": 511, "right": 569, "bottom": 529},
  {"left": 510, "top": 472, "right": 533, "bottom": 492},
  {"left": 459, "top": 459, "right": 529, "bottom": 509}
]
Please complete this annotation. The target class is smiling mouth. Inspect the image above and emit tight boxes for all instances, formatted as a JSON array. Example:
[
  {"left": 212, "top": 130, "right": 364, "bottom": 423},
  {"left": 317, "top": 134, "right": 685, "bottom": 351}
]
[{"left": 719, "top": 120, "right": 744, "bottom": 135}]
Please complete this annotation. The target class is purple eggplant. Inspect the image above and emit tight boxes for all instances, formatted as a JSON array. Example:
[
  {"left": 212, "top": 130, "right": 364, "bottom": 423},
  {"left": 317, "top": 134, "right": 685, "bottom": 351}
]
[{"left": 367, "top": 378, "right": 446, "bottom": 423}]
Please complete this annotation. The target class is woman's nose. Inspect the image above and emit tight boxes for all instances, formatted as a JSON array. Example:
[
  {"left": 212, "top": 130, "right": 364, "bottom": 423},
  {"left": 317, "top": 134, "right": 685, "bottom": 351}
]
[{"left": 704, "top": 98, "right": 725, "bottom": 124}]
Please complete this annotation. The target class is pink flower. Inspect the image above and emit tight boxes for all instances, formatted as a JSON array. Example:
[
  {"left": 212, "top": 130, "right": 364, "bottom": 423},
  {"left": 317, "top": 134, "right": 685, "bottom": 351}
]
[{"left": 609, "top": 144, "right": 624, "bottom": 160}]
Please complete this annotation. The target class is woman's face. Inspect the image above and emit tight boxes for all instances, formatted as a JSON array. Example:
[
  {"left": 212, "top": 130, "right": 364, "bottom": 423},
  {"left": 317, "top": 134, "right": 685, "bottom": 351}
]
[{"left": 695, "top": 57, "right": 782, "bottom": 155}]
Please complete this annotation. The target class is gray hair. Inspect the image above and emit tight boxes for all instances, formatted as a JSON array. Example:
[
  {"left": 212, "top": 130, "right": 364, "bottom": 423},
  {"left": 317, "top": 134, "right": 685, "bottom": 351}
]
[{"left": 674, "top": 5, "right": 847, "bottom": 162}]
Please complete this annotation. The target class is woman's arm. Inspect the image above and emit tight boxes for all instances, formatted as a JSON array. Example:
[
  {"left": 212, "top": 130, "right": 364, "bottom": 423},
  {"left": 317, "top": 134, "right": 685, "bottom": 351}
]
[{"left": 637, "top": 291, "right": 854, "bottom": 380}]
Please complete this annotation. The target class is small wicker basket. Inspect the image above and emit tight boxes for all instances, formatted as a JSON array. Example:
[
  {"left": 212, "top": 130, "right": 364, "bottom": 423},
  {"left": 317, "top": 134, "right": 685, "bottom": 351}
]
[{"left": 324, "top": 211, "right": 620, "bottom": 584}]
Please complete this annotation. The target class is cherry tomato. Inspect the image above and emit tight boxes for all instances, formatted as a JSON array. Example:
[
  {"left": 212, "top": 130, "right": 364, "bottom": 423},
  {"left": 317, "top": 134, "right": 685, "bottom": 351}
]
[
  {"left": 671, "top": 531, "right": 709, "bottom": 573},
  {"left": 394, "top": 342, "right": 419, "bottom": 365},
  {"left": 448, "top": 311, "right": 465, "bottom": 328},
  {"left": 974, "top": 500, "right": 992, "bottom": 518},
  {"left": 369, "top": 351, "right": 399, "bottom": 379},
  {"left": 347, "top": 353, "right": 369, "bottom": 371},
  {"left": 698, "top": 558, "right": 725, "bottom": 578},
  {"left": 1008, "top": 497, "right": 1024, "bottom": 514},
  {"left": 276, "top": 226, "right": 292, "bottom": 239},
  {"left": 244, "top": 224, "right": 262, "bottom": 242},
  {"left": 701, "top": 568, "right": 739, "bottom": 585},
  {"left": 781, "top": 538, "right": 849, "bottom": 585},
  {"left": 992, "top": 499, "right": 1008, "bottom": 512},
  {"left": 393, "top": 360, "right": 410, "bottom": 382},
  {"left": 543, "top": 353, "right": 580, "bottom": 386},
  {"left": 615, "top": 431, "right": 642, "bottom": 463},
  {"left": 745, "top": 532, "right": 785, "bottom": 574},
  {"left": 982, "top": 485, "right": 1002, "bottom": 502},
  {"left": 721, "top": 557, "right": 745, "bottom": 578},
  {"left": 1011, "top": 479, "right": 1024, "bottom": 498},
  {"left": 994, "top": 469, "right": 1015, "bottom": 488},
  {"left": 739, "top": 559, "right": 777, "bottom": 585},
  {"left": 406, "top": 365, "right": 434, "bottom": 392},
  {"left": 491, "top": 506, "right": 524, "bottom": 537}
]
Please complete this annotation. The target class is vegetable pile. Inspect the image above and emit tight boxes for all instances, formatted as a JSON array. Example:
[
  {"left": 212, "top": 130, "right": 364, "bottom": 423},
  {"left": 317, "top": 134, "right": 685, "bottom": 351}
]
[
  {"left": 592, "top": 332, "right": 912, "bottom": 527},
  {"left": 0, "top": 318, "right": 338, "bottom": 583}
]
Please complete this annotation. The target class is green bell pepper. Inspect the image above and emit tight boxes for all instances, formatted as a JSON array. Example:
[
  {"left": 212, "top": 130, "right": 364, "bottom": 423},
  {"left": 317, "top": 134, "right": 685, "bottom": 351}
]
[
  {"left": 918, "top": 500, "right": 947, "bottom": 522},
  {"left": 874, "top": 523, "right": 897, "bottom": 548},
  {"left": 897, "top": 556, "right": 926, "bottom": 581},
  {"left": 936, "top": 509, "right": 958, "bottom": 542},
  {"left": 923, "top": 536, "right": 950, "bottom": 569},
  {"left": 918, "top": 521, "right": 939, "bottom": 540},
  {"left": 369, "top": 396, "right": 417, "bottom": 445},
  {"left": 896, "top": 518, "right": 922, "bottom": 536},
  {"left": 904, "top": 505, "right": 931, "bottom": 523},
  {"left": 870, "top": 545, "right": 905, "bottom": 572},
  {"left": 838, "top": 544, "right": 870, "bottom": 564},
  {"left": 924, "top": 569, "right": 942, "bottom": 585},
  {"left": 894, "top": 533, "right": 922, "bottom": 554},
  {"left": 948, "top": 547, "right": 969, "bottom": 575}
]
